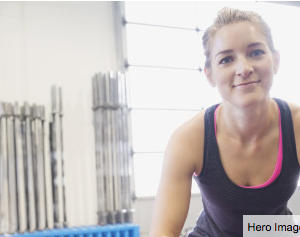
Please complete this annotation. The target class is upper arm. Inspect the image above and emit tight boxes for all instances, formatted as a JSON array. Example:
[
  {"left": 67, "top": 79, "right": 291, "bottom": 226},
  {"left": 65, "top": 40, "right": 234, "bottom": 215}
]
[
  {"left": 289, "top": 102, "right": 300, "bottom": 166},
  {"left": 149, "top": 111, "right": 205, "bottom": 237}
]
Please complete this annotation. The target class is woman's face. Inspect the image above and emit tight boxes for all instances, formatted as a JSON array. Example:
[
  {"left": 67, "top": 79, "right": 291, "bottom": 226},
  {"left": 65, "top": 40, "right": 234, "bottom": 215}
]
[{"left": 205, "top": 21, "right": 279, "bottom": 108}]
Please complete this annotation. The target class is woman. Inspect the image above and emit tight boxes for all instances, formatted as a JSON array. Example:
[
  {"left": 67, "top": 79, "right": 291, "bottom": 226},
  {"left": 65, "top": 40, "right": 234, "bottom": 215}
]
[{"left": 149, "top": 7, "right": 300, "bottom": 237}]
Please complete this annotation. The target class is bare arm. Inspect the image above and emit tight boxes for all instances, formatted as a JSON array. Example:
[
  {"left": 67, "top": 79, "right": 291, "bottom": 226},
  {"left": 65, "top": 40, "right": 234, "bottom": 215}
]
[
  {"left": 149, "top": 112, "right": 204, "bottom": 237},
  {"left": 289, "top": 102, "right": 300, "bottom": 166}
]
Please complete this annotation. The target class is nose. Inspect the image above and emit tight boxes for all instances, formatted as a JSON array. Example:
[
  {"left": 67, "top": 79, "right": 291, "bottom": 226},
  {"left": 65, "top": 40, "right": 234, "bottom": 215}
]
[{"left": 235, "top": 56, "right": 253, "bottom": 78}]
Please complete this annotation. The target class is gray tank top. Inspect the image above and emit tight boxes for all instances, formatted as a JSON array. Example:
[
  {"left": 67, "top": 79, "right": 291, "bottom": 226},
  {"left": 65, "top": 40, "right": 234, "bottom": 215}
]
[{"left": 188, "top": 98, "right": 300, "bottom": 237}]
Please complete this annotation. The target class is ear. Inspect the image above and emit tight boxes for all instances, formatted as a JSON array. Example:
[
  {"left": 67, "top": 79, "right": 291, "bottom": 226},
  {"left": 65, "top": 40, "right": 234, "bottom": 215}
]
[
  {"left": 204, "top": 67, "right": 216, "bottom": 87},
  {"left": 272, "top": 50, "right": 280, "bottom": 74}
]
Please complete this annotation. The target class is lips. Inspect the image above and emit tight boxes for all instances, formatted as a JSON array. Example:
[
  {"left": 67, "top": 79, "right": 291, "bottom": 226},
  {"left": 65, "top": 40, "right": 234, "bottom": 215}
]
[{"left": 233, "top": 80, "right": 260, "bottom": 88}]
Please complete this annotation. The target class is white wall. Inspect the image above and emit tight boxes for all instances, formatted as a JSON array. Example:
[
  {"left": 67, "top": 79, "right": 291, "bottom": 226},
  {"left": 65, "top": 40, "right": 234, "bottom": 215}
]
[{"left": 0, "top": 1, "right": 122, "bottom": 227}]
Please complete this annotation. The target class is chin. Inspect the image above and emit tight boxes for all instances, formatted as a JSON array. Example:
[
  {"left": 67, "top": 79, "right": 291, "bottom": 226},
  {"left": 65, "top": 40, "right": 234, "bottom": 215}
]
[{"left": 225, "top": 94, "right": 270, "bottom": 108}]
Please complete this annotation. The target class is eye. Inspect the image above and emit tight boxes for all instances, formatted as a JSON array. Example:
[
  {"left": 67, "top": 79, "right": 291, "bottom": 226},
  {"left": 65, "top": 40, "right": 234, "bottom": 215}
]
[
  {"left": 249, "top": 49, "right": 265, "bottom": 57},
  {"left": 219, "top": 56, "right": 233, "bottom": 65}
]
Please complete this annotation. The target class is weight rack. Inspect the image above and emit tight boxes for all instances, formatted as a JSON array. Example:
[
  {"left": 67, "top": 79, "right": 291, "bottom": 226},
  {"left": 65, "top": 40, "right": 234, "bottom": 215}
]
[
  {"left": 92, "top": 71, "right": 135, "bottom": 225},
  {"left": 0, "top": 86, "right": 67, "bottom": 235}
]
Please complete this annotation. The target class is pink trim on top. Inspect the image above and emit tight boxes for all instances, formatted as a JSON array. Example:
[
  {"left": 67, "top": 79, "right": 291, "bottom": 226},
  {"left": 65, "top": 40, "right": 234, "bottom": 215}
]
[{"left": 214, "top": 104, "right": 283, "bottom": 189}]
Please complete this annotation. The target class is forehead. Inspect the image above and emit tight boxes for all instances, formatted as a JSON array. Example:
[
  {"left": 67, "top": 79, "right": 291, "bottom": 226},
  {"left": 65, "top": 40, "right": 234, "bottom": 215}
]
[{"left": 211, "top": 21, "right": 268, "bottom": 55}]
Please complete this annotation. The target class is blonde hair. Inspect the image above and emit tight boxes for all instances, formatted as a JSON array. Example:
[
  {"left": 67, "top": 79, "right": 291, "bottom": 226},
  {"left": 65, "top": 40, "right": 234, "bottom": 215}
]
[{"left": 202, "top": 7, "right": 275, "bottom": 68}]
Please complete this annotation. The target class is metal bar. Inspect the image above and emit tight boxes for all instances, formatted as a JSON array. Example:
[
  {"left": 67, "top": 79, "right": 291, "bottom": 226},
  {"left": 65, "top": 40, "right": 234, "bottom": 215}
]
[
  {"left": 59, "top": 87, "right": 68, "bottom": 227},
  {"left": 124, "top": 19, "right": 201, "bottom": 32},
  {"left": 41, "top": 105, "right": 54, "bottom": 229},
  {"left": 0, "top": 102, "right": 10, "bottom": 234},
  {"left": 13, "top": 103, "right": 27, "bottom": 233},
  {"left": 116, "top": 72, "right": 127, "bottom": 223},
  {"left": 92, "top": 74, "right": 101, "bottom": 223},
  {"left": 131, "top": 107, "right": 202, "bottom": 112},
  {"left": 126, "top": 63, "right": 202, "bottom": 72},
  {"left": 125, "top": 108, "right": 135, "bottom": 222},
  {"left": 116, "top": 107, "right": 126, "bottom": 224},
  {"left": 104, "top": 72, "right": 116, "bottom": 224},
  {"left": 92, "top": 73, "right": 107, "bottom": 225},
  {"left": 6, "top": 103, "right": 18, "bottom": 233},
  {"left": 92, "top": 71, "right": 136, "bottom": 224},
  {"left": 122, "top": 107, "right": 130, "bottom": 215},
  {"left": 110, "top": 72, "right": 120, "bottom": 222},
  {"left": 123, "top": 73, "right": 135, "bottom": 222},
  {"left": 32, "top": 105, "right": 46, "bottom": 230},
  {"left": 51, "top": 86, "right": 64, "bottom": 228},
  {"left": 23, "top": 102, "right": 36, "bottom": 232},
  {"left": 117, "top": 73, "right": 129, "bottom": 215}
]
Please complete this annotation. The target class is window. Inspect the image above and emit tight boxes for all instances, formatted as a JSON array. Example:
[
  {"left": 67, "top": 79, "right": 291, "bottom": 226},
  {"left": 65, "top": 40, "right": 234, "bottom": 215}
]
[{"left": 124, "top": 1, "right": 300, "bottom": 197}]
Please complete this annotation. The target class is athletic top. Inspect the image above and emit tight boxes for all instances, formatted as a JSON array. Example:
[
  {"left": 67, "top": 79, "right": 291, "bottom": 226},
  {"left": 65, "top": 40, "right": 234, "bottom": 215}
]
[
  {"left": 188, "top": 98, "right": 300, "bottom": 237},
  {"left": 214, "top": 103, "right": 283, "bottom": 189}
]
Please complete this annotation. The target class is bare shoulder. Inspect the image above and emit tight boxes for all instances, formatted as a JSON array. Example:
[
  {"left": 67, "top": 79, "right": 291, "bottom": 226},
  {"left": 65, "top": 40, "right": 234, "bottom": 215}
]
[
  {"left": 287, "top": 101, "right": 300, "bottom": 127},
  {"left": 169, "top": 109, "right": 205, "bottom": 142},
  {"left": 287, "top": 101, "right": 300, "bottom": 165},
  {"left": 164, "top": 108, "right": 206, "bottom": 176}
]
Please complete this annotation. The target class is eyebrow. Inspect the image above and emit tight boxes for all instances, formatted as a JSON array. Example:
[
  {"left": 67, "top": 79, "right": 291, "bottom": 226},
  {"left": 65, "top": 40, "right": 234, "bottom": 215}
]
[
  {"left": 215, "top": 49, "right": 234, "bottom": 58},
  {"left": 215, "top": 42, "right": 265, "bottom": 58},
  {"left": 248, "top": 42, "right": 264, "bottom": 48}
]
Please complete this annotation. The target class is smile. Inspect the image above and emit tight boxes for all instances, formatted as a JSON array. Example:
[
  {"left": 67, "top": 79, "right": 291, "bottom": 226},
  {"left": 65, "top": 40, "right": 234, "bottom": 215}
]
[{"left": 232, "top": 80, "right": 260, "bottom": 88}]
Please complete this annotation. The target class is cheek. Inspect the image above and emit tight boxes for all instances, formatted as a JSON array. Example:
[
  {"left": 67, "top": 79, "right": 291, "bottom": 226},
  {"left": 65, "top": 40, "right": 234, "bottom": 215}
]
[
  {"left": 256, "top": 59, "right": 275, "bottom": 91},
  {"left": 259, "top": 58, "right": 275, "bottom": 79},
  {"left": 211, "top": 72, "right": 234, "bottom": 97},
  {"left": 211, "top": 67, "right": 234, "bottom": 86}
]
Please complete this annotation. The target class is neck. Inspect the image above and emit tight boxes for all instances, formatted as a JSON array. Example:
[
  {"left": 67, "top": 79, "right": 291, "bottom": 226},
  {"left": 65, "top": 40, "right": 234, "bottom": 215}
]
[{"left": 218, "top": 97, "right": 277, "bottom": 144}]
